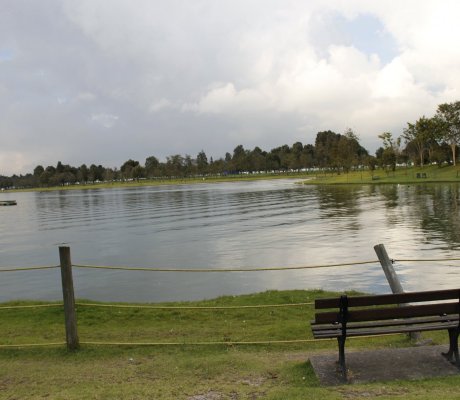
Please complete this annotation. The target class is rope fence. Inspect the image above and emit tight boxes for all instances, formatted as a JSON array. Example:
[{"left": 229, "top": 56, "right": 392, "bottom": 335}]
[
  {"left": 0, "top": 245, "right": 457, "bottom": 350},
  {"left": 75, "top": 302, "right": 314, "bottom": 310},
  {"left": 0, "top": 333, "right": 405, "bottom": 349},
  {"left": 1, "top": 257, "right": 459, "bottom": 274},
  {"left": 0, "top": 304, "right": 63, "bottom": 310},
  {"left": 71, "top": 260, "right": 377, "bottom": 272},
  {"left": 0, "top": 265, "right": 59, "bottom": 272}
]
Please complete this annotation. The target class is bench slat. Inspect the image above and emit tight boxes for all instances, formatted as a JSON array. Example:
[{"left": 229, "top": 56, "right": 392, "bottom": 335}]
[
  {"left": 312, "top": 314, "right": 459, "bottom": 331},
  {"left": 315, "top": 288, "right": 460, "bottom": 309},
  {"left": 312, "top": 320, "right": 459, "bottom": 339},
  {"left": 314, "top": 302, "right": 459, "bottom": 324}
]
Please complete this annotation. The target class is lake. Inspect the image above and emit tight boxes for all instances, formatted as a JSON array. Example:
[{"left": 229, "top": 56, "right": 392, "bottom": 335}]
[{"left": 0, "top": 180, "right": 459, "bottom": 302}]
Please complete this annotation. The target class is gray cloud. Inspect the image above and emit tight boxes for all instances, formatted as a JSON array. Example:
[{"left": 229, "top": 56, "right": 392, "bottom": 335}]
[{"left": 1, "top": 0, "right": 460, "bottom": 174}]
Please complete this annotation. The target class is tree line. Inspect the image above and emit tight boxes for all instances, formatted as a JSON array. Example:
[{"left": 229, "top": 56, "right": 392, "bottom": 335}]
[
  {"left": 1, "top": 101, "right": 459, "bottom": 189},
  {"left": 376, "top": 100, "right": 460, "bottom": 171}
]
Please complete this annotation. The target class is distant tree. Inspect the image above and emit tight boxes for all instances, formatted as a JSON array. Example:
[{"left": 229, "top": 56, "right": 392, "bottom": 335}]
[
  {"left": 39, "top": 170, "right": 52, "bottom": 186},
  {"left": 165, "top": 154, "right": 184, "bottom": 177},
  {"left": 184, "top": 154, "right": 195, "bottom": 175},
  {"left": 232, "top": 145, "right": 247, "bottom": 172},
  {"left": 131, "top": 165, "right": 144, "bottom": 180},
  {"left": 78, "top": 164, "right": 89, "bottom": 183},
  {"left": 300, "top": 144, "right": 315, "bottom": 168},
  {"left": 88, "top": 164, "right": 105, "bottom": 182},
  {"left": 196, "top": 150, "right": 208, "bottom": 174},
  {"left": 250, "top": 146, "right": 266, "bottom": 171},
  {"left": 315, "top": 131, "right": 340, "bottom": 170},
  {"left": 120, "top": 159, "right": 140, "bottom": 180},
  {"left": 56, "top": 161, "right": 64, "bottom": 174},
  {"left": 33, "top": 165, "right": 44, "bottom": 177},
  {"left": 265, "top": 152, "right": 280, "bottom": 171},
  {"left": 104, "top": 168, "right": 115, "bottom": 182},
  {"left": 435, "top": 101, "right": 460, "bottom": 166},
  {"left": 375, "top": 146, "right": 384, "bottom": 161},
  {"left": 377, "top": 133, "right": 398, "bottom": 171},
  {"left": 337, "top": 129, "right": 365, "bottom": 173},
  {"left": 365, "top": 155, "right": 377, "bottom": 177},
  {"left": 270, "top": 145, "right": 291, "bottom": 170},
  {"left": 403, "top": 117, "right": 435, "bottom": 166},
  {"left": 145, "top": 156, "right": 160, "bottom": 177}
]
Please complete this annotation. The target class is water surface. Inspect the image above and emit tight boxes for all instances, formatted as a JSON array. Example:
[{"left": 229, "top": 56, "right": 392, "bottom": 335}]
[{"left": 0, "top": 180, "right": 459, "bottom": 302}]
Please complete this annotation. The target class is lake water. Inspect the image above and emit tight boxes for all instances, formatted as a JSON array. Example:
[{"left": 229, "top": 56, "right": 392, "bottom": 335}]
[{"left": 0, "top": 180, "right": 459, "bottom": 302}]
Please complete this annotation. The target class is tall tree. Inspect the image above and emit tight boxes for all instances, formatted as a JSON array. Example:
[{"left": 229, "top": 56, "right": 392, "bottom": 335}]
[
  {"left": 196, "top": 150, "right": 208, "bottom": 174},
  {"left": 315, "top": 131, "right": 340, "bottom": 170},
  {"left": 377, "top": 132, "right": 398, "bottom": 171},
  {"left": 145, "top": 156, "right": 160, "bottom": 177},
  {"left": 403, "top": 117, "right": 435, "bottom": 166},
  {"left": 435, "top": 101, "right": 460, "bottom": 166},
  {"left": 120, "top": 159, "right": 140, "bottom": 179}
]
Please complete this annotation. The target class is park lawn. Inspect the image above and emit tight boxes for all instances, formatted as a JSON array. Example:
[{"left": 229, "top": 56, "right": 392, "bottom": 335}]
[
  {"left": 304, "top": 164, "right": 460, "bottom": 185},
  {"left": 0, "top": 290, "right": 458, "bottom": 399}
]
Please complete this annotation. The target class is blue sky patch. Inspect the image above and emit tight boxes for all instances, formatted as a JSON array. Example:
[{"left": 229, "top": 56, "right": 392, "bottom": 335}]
[
  {"left": 0, "top": 48, "right": 14, "bottom": 62},
  {"left": 310, "top": 12, "right": 400, "bottom": 64}
]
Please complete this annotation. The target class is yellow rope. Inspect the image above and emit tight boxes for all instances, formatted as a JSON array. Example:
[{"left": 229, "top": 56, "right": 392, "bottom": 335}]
[
  {"left": 0, "top": 266, "right": 59, "bottom": 272},
  {"left": 0, "top": 304, "right": 63, "bottom": 310},
  {"left": 0, "top": 258, "right": 457, "bottom": 274},
  {"left": 79, "top": 334, "right": 402, "bottom": 346},
  {"left": 73, "top": 260, "right": 378, "bottom": 272},
  {"left": 0, "top": 333, "right": 404, "bottom": 349},
  {"left": 0, "top": 342, "right": 66, "bottom": 348},
  {"left": 75, "top": 302, "right": 314, "bottom": 310},
  {"left": 80, "top": 339, "right": 326, "bottom": 346}
]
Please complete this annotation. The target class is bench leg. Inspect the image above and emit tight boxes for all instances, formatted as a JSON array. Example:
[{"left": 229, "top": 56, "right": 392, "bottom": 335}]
[
  {"left": 337, "top": 336, "right": 348, "bottom": 380},
  {"left": 442, "top": 327, "right": 460, "bottom": 367}
]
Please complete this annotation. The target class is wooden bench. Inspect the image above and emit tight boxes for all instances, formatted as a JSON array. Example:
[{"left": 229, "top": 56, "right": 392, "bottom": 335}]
[{"left": 311, "top": 288, "right": 460, "bottom": 379}]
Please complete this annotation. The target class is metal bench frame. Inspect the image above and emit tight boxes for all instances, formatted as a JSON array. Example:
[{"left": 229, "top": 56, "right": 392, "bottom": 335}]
[{"left": 311, "top": 288, "right": 460, "bottom": 379}]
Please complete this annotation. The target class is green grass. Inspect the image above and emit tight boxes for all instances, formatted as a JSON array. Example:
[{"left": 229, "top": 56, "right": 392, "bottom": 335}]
[
  {"left": 0, "top": 290, "right": 458, "bottom": 399},
  {"left": 304, "top": 164, "right": 460, "bottom": 185}
]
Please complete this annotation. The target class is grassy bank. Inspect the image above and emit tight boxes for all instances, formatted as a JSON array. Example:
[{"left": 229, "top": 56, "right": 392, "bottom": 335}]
[
  {"left": 0, "top": 290, "right": 458, "bottom": 399},
  {"left": 4, "top": 165, "right": 460, "bottom": 194},
  {"left": 304, "top": 164, "right": 460, "bottom": 185}
]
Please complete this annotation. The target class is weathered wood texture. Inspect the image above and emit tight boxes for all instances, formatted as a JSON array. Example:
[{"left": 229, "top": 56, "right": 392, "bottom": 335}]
[{"left": 59, "top": 246, "right": 79, "bottom": 350}]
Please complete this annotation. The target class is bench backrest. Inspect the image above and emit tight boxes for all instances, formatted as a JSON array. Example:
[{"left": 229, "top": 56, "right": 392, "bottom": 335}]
[{"left": 314, "top": 288, "right": 460, "bottom": 324}]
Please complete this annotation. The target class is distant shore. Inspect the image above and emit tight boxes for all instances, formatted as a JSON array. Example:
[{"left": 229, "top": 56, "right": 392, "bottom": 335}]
[{"left": 1, "top": 165, "right": 460, "bottom": 193}]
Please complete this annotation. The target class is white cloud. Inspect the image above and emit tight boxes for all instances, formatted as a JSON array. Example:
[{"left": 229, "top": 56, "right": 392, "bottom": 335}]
[
  {"left": 189, "top": 83, "right": 273, "bottom": 115},
  {"left": 91, "top": 113, "right": 119, "bottom": 128},
  {"left": 149, "top": 98, "right": 174, "bottom": 113},
  {"left": 76, "top": 92, "right": 96, "bottom": 102}
]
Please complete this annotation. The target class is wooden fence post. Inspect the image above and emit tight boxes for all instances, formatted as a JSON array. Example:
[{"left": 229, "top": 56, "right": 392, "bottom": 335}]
[
  {"left": 374, "top": 244, "right": 404, "bottom": 294},
  {"left": 59, "top": 246, "right": 79, "bottom": 350},
  {"left": 374, "top": 243, "right": 420, "bottom": 341}
]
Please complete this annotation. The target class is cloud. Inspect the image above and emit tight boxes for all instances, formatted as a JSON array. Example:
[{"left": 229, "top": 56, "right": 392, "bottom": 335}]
[
  {"left": 149, "top": 98, "right": 174, "bottom": 113},
  {"left": 187, "top": 83, "right": 273, "bottom": 115},
  {"left": 91, "top": 113, "right": 119, "bottom": 128},
  {"left": 2, "top": 0, "right": 460, "bottom": 174}
]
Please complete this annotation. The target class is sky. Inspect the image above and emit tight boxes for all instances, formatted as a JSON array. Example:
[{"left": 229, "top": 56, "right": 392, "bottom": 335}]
[{"left": 1, "top": 0, "right": 460, "bottom": 175}]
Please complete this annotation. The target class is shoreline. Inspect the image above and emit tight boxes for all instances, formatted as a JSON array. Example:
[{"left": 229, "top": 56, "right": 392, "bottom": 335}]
[{"left": 1, "top": 164, "right": 460, "bottom": 194}]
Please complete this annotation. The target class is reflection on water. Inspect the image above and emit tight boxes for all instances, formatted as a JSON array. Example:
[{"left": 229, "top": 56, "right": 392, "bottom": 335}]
[{"left": 0, "top": 180, "right": 459, "bottom": 302}]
